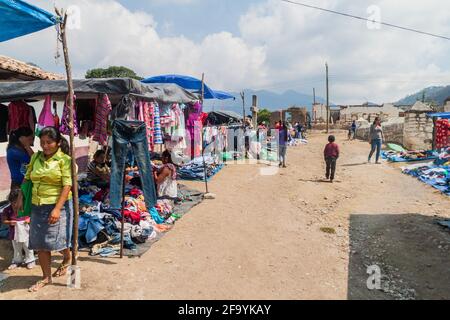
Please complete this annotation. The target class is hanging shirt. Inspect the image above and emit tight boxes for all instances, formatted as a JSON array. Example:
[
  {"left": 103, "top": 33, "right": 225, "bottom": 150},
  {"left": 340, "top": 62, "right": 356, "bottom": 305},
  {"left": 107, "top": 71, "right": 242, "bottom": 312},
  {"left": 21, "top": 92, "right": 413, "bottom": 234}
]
[
  {"left": 8, "top": 101, "right": 33, "bottom": 134},
  {"left": 93, "top": 94, "right": 112, "bottom": 146},
  {"left": 0, "top": 104, "right": 8, "bottom": 142},
  {"left": 7, "top": 146, "right": 31, "bottom": 185},
  {"left": 25, "top": 149, "right": 73, "bottom": 206}
]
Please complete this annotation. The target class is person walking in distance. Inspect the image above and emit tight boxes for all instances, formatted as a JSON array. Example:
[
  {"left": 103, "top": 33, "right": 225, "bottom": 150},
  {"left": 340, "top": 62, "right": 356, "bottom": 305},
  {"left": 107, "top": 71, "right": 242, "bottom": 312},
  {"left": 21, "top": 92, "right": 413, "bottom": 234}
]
[
  {"left": 324, "top": 135, "right": 340, "bottom": 183},
  {"left": 368, "top": 117, "right": 385, "bottom": 164}
]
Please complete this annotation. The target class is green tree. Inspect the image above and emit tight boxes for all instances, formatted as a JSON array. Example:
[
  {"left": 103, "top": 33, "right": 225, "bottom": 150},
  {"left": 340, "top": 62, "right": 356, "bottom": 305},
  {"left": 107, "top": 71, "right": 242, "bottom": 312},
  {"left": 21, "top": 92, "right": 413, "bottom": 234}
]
[
  {"left": 85, "top": 66, "right": 143, "bottom": 80},
  {"left": 258, "top": 108, "right": 271, "bottom": 124}
]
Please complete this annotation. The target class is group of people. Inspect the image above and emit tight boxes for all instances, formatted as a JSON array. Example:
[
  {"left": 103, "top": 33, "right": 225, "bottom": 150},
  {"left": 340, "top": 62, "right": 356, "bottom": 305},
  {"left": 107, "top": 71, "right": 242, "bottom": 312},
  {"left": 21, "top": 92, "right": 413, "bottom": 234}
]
[{"left": 2, "top": 125, "right": 179, "bottom": 292}]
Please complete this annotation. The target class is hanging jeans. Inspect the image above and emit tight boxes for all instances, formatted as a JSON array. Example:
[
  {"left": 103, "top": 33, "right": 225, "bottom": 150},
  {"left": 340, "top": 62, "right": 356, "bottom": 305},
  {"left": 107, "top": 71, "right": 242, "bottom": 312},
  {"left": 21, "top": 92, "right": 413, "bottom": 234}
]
[
  {"left": 369, "top": 139, "right": 382, "bottom": 163},
  {"left": 110, "top": 120, "right": 157, "bottom": 211}
]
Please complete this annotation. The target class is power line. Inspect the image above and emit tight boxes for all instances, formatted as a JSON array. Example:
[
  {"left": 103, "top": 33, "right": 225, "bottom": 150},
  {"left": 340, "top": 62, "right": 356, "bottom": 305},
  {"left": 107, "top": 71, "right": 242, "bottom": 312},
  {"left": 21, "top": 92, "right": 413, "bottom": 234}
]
[{"left": 280, "top": 0, "right": 450, "bottom": 41}]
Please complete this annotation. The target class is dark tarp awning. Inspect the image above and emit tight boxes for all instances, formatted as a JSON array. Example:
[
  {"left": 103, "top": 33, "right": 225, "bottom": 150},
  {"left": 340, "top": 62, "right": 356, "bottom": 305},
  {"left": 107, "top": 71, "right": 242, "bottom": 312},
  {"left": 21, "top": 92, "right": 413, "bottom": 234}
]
[
  {"left": 0, "top": 78, "right": 199, "bottom": 104},
  {"left": 207, "top": 110, "right": 243, "bottom": 126}
]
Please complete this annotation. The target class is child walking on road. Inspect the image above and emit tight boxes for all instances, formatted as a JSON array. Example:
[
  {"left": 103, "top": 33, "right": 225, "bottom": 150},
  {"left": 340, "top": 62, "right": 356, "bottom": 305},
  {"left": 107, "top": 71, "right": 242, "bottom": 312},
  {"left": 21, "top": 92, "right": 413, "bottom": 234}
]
[{"left": 324, "top": 135, "right": 340, "bottom": 183}]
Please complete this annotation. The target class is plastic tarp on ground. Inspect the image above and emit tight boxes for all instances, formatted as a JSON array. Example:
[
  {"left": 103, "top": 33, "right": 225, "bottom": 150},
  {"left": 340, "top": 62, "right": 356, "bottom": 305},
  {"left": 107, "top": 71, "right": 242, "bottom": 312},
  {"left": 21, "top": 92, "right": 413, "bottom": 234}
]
[
  {"left": 0, "top": 78, "right": 199, "bottom": 104},
  {"left": 142, "top": 74, "right": 235, "bottom": 100},
  {"left": 0, "top": 0, "right": 57, "bottom": 42}
]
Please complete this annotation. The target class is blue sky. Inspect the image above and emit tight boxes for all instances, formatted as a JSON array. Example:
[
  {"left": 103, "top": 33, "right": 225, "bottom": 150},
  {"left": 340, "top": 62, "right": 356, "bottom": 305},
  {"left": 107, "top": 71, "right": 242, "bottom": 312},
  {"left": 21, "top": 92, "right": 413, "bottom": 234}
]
[
  {"left": 1, "top": 0, "right": 450, "bottom": 104},
  {"left": 116, "top": 0, "right": 258, "bottom": 40}
]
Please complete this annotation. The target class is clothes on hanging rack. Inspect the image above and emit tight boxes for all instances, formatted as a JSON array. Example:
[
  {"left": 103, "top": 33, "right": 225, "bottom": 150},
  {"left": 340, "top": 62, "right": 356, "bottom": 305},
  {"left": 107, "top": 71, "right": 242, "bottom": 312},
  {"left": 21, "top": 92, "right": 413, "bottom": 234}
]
[
  {"left": 7, "top": 101, "right": 36, "bottom": 134},
  {"left": 36, "top": 96, "right": 55, "bottom": 136},
  {"left": 435, "top": 119, "right": 450, "bottom": 149},
  {"left": 153, "top": 104, "right": 163, "bottom": 145},
  {"left": 110, "top": 120, "right": 157, "bottom": 211},
  {"left": 60, "top": 96, "right": 79, "bottom": 136},
  {"left": 0, "top": 104, "right": 9, "bottom": 142},
  {"left": 93, "top": 94, "right": 112, "bottom": 146}
]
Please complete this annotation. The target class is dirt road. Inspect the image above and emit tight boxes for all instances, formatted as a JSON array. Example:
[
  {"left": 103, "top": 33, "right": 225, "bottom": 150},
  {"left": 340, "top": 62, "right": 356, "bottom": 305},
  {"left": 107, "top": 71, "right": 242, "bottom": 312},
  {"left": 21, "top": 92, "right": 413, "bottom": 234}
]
[{"left": 1, "top": 131, "right": 449, "bottom": 300}]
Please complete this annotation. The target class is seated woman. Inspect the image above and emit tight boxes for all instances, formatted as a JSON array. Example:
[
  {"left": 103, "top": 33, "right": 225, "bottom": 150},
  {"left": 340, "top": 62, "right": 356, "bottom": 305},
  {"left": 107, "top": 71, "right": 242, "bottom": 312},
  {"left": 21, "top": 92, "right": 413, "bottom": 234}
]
[
  {"left": 87, "top": 150, "right": 110, "bottom": 189},
  {"left": 154, "top": 150, "right": 178, "bottom": 199}
]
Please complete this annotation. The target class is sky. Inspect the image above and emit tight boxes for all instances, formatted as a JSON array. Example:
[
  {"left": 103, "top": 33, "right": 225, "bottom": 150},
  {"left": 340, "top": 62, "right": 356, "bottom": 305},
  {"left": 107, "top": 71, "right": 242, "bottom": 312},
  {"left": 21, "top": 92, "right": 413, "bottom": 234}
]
[{"left": 1, "top": 0, "right": 450, "bottom": 104}]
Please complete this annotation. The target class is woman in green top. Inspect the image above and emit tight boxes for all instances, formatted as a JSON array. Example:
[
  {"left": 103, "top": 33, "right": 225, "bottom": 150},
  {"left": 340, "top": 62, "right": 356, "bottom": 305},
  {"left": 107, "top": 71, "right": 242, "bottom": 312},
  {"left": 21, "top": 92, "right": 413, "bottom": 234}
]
[{"left": 19, "top": 127, "right": 73, "bottom": 292}]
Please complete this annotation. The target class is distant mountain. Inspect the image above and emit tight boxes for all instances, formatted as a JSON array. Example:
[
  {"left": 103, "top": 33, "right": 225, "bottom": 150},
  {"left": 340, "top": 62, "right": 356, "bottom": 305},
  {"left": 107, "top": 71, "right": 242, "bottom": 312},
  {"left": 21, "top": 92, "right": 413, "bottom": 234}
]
[
  {"left": 203, "top": 89, "right": 327, "bottom": 114},
  {"left": 396, "top": 86, "right": 450, "bottom": 105}
]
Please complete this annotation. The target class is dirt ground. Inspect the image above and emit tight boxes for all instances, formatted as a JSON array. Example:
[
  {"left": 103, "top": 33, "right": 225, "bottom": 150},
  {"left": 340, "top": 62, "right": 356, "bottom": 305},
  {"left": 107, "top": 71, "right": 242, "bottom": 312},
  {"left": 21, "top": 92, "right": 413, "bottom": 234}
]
[{"left": 0, "top": 131, "right": 449, "bottom": 300}]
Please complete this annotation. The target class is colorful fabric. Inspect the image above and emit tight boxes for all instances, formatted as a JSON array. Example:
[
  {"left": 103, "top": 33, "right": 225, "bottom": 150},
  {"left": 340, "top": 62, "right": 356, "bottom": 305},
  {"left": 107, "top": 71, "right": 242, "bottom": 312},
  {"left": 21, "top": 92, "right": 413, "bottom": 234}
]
[
  {"left": 142, "top": 101, "right": 154, "bottom": 152},
  {"left": 435, "top": 119, "right": 450, "bottom": 149},
  {"left": 60, "top": 96, "right": 79, "bottom": 136},
  {"left": 36, "top": 95, "right": 55, "bottom": 136},
  {"left": 93, "top": 94, "right": 112, "bottom": 146},
  {"left": 153, "top": 104, "right": 163, "bottom": 144},
  {"left": 25, "top": 149, "right": 73, "bottom": 206},
  {"left": 8, "top": 101, "right": 34, "bottom": 134}
]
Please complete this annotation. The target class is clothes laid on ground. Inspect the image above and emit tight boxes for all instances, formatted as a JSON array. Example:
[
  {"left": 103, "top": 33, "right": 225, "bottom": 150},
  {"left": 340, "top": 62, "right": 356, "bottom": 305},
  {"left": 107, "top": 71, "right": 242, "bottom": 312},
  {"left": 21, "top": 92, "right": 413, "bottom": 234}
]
[
  {"left": 402, "top": 161, "right": 450, "bottom": 196},
  {"left": 177, "top": 156, "right": 224, "bottom": 181},
  {"left": 77, "top": 171, "right": 203, "bottom": 257},
  {"left": 382, "top": 150, "right": 438, "bottom": 163}
]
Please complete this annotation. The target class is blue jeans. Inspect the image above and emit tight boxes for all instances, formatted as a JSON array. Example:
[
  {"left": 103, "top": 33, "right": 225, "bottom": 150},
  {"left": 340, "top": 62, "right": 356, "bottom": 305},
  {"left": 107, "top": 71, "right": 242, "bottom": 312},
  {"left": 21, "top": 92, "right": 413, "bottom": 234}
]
[
  {"left": 110, "top": 120, "right": 157, "bottom": 211},
  {"left": 369, "top": 139, "right": 382, "bottom": 162}
]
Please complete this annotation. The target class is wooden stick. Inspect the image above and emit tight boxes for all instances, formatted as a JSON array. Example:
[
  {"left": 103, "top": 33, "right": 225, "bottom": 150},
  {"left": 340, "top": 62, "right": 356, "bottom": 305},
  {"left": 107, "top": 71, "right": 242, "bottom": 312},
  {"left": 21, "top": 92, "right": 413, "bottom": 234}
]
[{"left": 57, "top": 9, "right": 80, "bottom": 266}]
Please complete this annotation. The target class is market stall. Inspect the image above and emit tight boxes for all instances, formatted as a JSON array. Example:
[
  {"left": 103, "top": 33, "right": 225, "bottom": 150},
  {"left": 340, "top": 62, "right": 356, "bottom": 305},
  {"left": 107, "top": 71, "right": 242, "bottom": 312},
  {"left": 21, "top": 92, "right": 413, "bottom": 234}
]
[{"left": 0, "top": 78, "right": 205, "bottom": 257}]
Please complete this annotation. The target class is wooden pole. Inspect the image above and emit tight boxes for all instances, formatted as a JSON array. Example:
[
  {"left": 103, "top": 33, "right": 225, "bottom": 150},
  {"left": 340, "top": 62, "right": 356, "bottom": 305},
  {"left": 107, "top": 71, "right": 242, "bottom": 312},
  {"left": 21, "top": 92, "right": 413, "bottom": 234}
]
[
  {"left": 57, "top": 9, "right": 80, "bottom": 267},
  {"left": 120, "top": 172, "right": 126, "bottom": 258},
  {"left": 201, "top": 73, "right": 209, "bottom": 194},
  {"left": 326, "top": 62, "right": 330, "bottom": 134}
]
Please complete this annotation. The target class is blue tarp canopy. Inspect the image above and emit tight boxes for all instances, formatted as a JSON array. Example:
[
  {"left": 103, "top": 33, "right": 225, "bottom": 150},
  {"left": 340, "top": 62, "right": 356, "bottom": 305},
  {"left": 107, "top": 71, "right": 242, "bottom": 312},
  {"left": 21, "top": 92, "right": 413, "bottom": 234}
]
[
  {"left": 0, "top": 0, "right": 57, "bottom": 42},
  {"left": 427, "top": 112, "right": 450, "bottom": 119},
  {"left": 142, "top": 74, "right": 235, "bottom": 100}
]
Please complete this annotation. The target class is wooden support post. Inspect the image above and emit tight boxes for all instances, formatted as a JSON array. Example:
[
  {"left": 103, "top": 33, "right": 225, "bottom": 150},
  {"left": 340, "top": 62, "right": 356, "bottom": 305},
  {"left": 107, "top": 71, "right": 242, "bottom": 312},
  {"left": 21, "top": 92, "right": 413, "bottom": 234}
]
[{"left": 56, "top": 8, "right": 80, "bottom": 266}]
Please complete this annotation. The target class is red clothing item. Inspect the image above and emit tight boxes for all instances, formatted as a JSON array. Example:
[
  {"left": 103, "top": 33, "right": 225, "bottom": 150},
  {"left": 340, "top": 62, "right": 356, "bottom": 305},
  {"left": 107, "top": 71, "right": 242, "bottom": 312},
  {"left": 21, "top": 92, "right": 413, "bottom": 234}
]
[
  {"left": 324, "top": 142, "right": 340, "bottom": 158},
  {"left": 8, "top": 101, "right": 33, "bottom": 133}
]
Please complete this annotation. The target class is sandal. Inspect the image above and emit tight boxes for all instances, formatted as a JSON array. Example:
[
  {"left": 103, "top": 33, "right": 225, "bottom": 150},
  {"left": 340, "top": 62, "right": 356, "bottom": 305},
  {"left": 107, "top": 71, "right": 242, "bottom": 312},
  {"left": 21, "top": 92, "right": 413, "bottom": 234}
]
[
  {"left": 52, "top": 263, "right": 70, "bottom": 278},
  {"left": 29, "top": 279, "right": 52, "bottom": 293}
]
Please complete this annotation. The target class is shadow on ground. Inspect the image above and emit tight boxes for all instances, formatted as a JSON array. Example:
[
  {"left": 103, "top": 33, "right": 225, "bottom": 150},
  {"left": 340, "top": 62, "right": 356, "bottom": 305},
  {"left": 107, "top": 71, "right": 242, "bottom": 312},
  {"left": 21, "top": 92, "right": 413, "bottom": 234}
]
[{"left": 348, "top": 214, "right": 450, "bottom": 300}]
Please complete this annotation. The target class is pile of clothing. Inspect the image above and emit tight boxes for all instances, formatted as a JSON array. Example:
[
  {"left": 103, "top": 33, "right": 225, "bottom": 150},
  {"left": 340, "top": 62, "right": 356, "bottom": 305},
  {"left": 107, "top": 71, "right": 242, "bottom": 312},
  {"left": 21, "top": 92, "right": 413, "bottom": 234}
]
[
  {"left": 435, "top": 147, "right": 450, "bottom": 166},
  {"left": 76, "top": 170, "right": 183, "bottom": 257},
  {"left": 288, "top": 138, "right": 308, "bottom": 147},
  {"left": 177, "top": 156, "right": 224, "bottom": 181},
  {"left": 402, "top": 162, "right": 450, "bottom": 196},
  {"left": 382, "top": 150, "right": 437, "bottom": 163}
]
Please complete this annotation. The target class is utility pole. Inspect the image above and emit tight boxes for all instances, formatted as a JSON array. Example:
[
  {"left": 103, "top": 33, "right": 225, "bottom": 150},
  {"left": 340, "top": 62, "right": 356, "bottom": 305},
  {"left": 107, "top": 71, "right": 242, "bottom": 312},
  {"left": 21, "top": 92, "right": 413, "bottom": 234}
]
[
  {"left": 313, "top": 87, "right": 316, "bottom": 105},
  {"left": 326, "top": 62, "right": 330, "bottom": 133},
  {"left": 240, "top": 91, "right": 245, "bottom": 128}
]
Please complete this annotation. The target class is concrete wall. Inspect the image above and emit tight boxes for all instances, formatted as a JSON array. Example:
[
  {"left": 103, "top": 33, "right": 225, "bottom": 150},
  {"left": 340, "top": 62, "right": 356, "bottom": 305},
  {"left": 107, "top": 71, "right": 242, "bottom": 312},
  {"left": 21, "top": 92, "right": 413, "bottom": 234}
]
[
  {"left": 355, "top": 118, "right": 405, "bottom": 146},
  {"left": 403, "top": 112, "right": 434, "bottom": 150}
]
